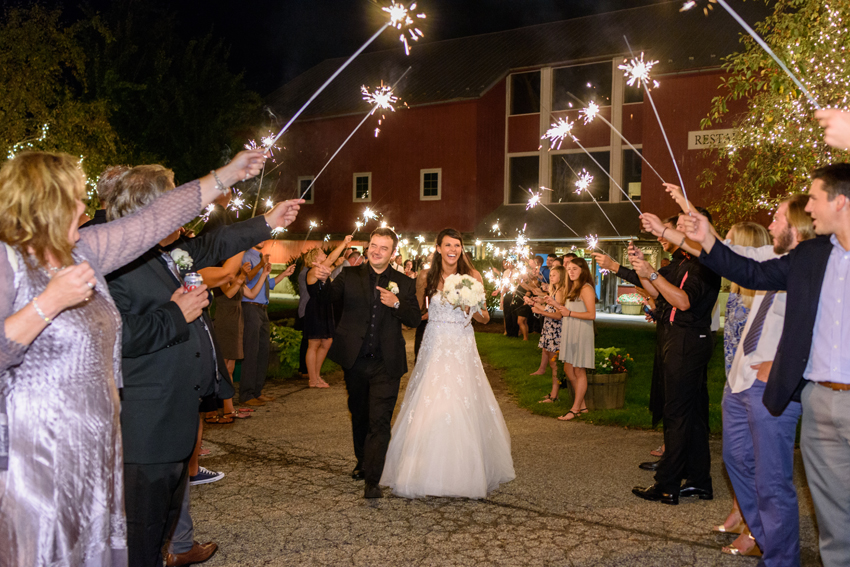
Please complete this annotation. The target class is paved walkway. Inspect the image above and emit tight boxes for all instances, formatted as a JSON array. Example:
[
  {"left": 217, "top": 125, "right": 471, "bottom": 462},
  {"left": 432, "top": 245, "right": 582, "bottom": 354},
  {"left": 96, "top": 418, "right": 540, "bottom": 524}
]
[{"left": 192, "top": 331, "right": 822, "bottom": 566}]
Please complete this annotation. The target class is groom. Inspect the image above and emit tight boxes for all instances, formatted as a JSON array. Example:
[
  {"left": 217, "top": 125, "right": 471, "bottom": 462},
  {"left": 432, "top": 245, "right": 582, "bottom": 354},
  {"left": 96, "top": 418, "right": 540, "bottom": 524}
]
[{"left": 309, "top": 228, "right": 421, "bottom": 498}]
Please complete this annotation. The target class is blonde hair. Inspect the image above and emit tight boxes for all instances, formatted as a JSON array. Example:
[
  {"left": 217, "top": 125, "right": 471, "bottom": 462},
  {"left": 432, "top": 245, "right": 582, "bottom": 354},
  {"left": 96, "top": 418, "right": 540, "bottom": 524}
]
[
  {"left": 728, "top": 222, "right": 770, "bottom": 308},
  {"left": 549, "top": 266, "right": 567, "bottom": 303},
  {"left": 303, "top": 247, "right": 323, "bottom": 266},
  {"left": 0, "top": 151, "right": 86, "bottom": 267},
  {"left": 784, "top": 193, "right": 815, "bottom": 242},
  {"left": 106, "top": 164, "right": 175, "bottom": 221}
]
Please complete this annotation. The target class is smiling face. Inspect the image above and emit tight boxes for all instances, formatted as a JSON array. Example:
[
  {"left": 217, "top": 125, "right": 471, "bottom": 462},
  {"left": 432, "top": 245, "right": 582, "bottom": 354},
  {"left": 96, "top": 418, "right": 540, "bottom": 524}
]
[
  {"left": 658, "top": 221, "right": 677, "bottom": 253},
  {"left": 367, "top": 235, "right": 395, "bottom": 271},
  {"left": 438, "top": 236, "right": 463, "bottom": 269},
  {"left": 566, "top": 262, "right": 581, "bottom": 281}
]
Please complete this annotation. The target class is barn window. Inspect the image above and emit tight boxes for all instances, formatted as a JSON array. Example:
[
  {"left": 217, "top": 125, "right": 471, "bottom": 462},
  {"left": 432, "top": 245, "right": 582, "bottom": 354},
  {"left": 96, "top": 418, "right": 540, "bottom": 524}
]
[
  {"left": 353, "top": 173, "right": 371, "bottom": 202},
  {"left": 420, "top": 169, "right": 441, "bottom": 201}
]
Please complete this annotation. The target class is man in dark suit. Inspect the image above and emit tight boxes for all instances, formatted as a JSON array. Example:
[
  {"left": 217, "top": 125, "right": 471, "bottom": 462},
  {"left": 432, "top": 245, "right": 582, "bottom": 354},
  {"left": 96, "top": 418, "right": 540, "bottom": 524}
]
[
  {"left": 309, "top": 228, "right": 421, "bottom": 498},
  {"left": 682, "top": 164, "right": 850, "bottom": 567},
  {"left": 105, "top": 164, "right": 302, "bottom": 566}
]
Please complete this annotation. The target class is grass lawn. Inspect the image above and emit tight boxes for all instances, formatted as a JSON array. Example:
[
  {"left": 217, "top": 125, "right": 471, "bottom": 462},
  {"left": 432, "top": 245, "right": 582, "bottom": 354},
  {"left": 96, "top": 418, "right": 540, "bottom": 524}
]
[{"left": 475, "top": 325, "right": 727, "bottom": 433}]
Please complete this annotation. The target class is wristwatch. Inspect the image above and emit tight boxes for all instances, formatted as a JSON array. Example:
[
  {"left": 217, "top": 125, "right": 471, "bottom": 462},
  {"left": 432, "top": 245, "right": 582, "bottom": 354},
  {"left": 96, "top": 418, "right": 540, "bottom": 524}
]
[
  {"left": 649, "top": 272, "right": 659, "bottom": 281},
  {"left": 393, "top": 301, "right": 400, "bottom": 310}
]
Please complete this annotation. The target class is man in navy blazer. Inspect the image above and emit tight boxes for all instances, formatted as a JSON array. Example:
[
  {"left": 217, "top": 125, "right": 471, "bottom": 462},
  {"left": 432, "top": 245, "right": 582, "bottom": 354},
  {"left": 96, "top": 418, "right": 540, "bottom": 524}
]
[{"left": 682, "top": 164, "right": 850, "bottom": 567}]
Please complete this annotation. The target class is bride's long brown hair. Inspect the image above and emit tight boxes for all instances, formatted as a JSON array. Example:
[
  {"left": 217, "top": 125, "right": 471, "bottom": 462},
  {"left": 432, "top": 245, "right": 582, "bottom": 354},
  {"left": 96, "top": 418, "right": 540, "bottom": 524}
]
[{"left": 424, "top": 228, "right": 474, "bottom": 299}]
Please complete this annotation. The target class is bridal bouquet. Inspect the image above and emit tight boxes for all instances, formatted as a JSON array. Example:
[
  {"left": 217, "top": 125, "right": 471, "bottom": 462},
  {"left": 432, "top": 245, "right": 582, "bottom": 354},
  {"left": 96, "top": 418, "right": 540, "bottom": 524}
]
[{"left": 442, "top": 274, "right": 486, "bottom": 318}]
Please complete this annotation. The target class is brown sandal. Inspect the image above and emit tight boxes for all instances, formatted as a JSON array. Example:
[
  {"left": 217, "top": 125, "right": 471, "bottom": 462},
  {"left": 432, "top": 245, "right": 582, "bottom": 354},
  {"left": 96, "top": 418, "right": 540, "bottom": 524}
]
[{"left": 204, "top": 414, "right": 234, "bottom": 425}]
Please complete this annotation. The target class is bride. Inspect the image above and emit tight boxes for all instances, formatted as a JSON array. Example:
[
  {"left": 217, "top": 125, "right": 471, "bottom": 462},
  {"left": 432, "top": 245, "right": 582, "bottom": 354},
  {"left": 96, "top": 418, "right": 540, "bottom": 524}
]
[{"left": 380, "top": 228, "right": 515, "bottom": 498}]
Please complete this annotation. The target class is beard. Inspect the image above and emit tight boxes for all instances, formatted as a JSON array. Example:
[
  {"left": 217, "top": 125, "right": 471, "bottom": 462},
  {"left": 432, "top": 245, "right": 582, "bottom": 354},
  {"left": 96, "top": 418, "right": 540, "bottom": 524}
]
[{"left": 773, "top": 227, "right": 795, "bottom": 254}]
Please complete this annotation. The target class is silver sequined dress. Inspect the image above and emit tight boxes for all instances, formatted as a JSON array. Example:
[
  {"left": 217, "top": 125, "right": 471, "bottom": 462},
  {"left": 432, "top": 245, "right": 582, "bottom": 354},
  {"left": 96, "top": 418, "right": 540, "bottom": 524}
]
[{"left": 0, "top": 182, "right": 202, "bottom": 567}]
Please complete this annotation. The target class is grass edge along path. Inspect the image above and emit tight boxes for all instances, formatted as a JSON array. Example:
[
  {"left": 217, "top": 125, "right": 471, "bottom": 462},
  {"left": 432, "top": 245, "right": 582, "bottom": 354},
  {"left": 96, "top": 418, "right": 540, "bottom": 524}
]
[{"left": 475, "top": 325, "right": 726, "bottom": 433}]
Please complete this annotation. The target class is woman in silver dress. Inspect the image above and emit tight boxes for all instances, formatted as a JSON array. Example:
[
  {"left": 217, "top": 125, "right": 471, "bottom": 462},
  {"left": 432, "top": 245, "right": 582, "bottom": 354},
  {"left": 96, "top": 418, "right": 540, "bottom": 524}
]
[{"left": 0, "top": 148, "right": 271, "bottom": 566}]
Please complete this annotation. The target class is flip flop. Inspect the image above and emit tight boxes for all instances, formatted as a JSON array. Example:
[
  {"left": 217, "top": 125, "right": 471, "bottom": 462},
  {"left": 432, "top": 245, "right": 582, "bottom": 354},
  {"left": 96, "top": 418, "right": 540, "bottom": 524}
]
[{"left": 557, "top": 411, "right": 578, "bottom": 421}]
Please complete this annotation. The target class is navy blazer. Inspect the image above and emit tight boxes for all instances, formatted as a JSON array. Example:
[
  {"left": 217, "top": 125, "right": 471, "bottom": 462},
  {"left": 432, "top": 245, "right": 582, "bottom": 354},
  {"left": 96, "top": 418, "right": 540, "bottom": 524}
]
[
  {"left": 312, "top": 264, "right": 421, "bottom": 379},
  {"left": 700, "top": 236, "right": 833, "bottom": 415}
]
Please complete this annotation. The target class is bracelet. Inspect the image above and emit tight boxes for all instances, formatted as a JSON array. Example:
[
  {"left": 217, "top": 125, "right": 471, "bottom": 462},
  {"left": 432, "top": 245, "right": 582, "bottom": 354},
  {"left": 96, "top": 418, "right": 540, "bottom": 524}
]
[
  {"left": 567, "top": 310, "right": 571, "bottom": 318},
  {"left": 32, "top": 297, "right": 51, "bottom": 324},
  {"left": 679, "top": 234, "right": 687, "bottom": 247},
  {"left": 661, "top": 227, "right": 668, "bottom": 240},
  {"left": 210, "top": 170, "right": 230, "bottom": 196}
]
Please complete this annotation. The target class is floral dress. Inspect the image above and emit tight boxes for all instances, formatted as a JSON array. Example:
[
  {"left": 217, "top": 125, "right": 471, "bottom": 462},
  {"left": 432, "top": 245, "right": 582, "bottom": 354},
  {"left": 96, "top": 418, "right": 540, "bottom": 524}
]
[
  {"left": 538, "top": 304, "right": 561, "bottom": 352},
  {"left": 723, "top": 292, "right": 750, "bottom": 377}
]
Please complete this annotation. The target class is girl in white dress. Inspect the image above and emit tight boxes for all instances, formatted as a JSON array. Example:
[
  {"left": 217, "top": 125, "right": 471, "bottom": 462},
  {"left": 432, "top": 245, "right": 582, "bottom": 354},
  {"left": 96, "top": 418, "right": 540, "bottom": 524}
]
[
  {"left": 552, "top": 257, "right": 596, "bottom": 421},
  {"left": 381, "top": 229, "right": 515, "bottom": 498}
]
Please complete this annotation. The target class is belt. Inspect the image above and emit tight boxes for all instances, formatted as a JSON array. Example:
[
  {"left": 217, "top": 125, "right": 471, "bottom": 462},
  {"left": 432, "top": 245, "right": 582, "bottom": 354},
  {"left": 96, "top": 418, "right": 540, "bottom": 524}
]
[
  {"left": 243, "top": 302, "right": 267, "bottom": 310},
  {"left": 815, "top": 381, "right": 850, "bottom": 391}
]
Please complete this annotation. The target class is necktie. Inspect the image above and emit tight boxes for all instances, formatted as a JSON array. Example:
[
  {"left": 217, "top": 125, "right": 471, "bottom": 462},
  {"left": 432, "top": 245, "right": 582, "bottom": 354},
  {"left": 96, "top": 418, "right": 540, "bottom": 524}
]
[
  {"left": 263, "top": 275, "right": 270, "bottom": 304},
  {"left": 742, "top": 291, "right": 777, "bottom": 355}
]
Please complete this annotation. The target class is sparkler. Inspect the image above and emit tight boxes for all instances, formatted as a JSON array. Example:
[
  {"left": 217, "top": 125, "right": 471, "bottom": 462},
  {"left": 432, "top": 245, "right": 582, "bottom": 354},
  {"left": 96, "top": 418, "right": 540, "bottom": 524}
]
[
  {"left": 542, "top": 117, "right": 575, "bottom": 150},
  {"left": 524, "top": 187, "right": 580, "bottom": 237},
  {"left": 298, "top": 67, "right": 412, "bottom": 201},
  {"left": 622, "top": 38, "right": 689, "bottom": 210},
  {"left": 229, "top": 191, "right": 250, "bottom": 218},
  {"left": 681, "top": 0, "right": 820, "bottom": 109},
  {"left": 619, "top": 52, "right": 659, "bottom": 90},
  {"left": 247, "top": 132, "right": 281, "bottom": 217},
  {"left": 585, "top": 234, "right": 599, "bottom": 251},
  {"left": 271, "top": 226, "right": 286, "bottom": 237},
  {"left": 569, "top": 93, "right": 665, "bottom": 184},
  {"left": 568, "top": 135, "right": 643, "bottom": 215},
  {"left": 572, "top": 166, "right": 622, "bottom": 237},
  {"left": 266, "top": 2, "right": 425, "bottom": 149},
  {"left": 303, "top": 220, "right": 319, "bottom": 243},
  {"left": 265, "top": 197, "right": 275, "bottom": 209}
]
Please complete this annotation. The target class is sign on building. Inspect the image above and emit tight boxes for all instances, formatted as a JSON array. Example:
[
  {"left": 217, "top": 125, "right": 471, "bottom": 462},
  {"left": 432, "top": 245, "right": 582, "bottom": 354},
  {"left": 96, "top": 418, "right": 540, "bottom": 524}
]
[{"left": 688, "top": 129, "right": 735, "bottom": 150}]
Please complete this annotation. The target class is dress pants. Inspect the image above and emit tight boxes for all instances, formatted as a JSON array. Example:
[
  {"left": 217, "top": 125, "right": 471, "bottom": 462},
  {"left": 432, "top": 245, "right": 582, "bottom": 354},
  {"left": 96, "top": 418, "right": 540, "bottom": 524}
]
[
  {"left": 344, "top": 355, "right": 401, "bottom": 485},
  {"left": 241, "top": 303, "right": 270, "bottom": 402},
  {"left": 654, "top": 326, "right": 714, "bottom": 493},
  {"left": 722, "top": 382, "right": 802, "bottom": 566},
  {"left": 167, "top": 475, "right": 195, "bottom": 556},
  {"left": 800, "top": 381, "right": 850, "bottom": 567},
  {"left": 124, "top": 460, "right": 189, "bottom": 567}
]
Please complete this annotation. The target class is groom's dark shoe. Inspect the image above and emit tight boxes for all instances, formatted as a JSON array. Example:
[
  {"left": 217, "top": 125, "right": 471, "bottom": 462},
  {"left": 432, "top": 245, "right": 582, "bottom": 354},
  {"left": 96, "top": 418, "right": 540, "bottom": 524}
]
[
  {"left": 351, "top": 467, "right": 365, "bottom": 480},
  {"left": 364, "top": 483, "right": 383, "bottom": 499},
  {"left": 632, "top": 484, "right": 678, "bottom": 505}
]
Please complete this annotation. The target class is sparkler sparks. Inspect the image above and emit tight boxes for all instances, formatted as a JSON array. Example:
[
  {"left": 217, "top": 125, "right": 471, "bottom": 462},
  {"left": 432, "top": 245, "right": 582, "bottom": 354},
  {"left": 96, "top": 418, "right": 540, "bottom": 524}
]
[
  {"left": 574, "top": 170, "right": 594, "bottom": 194},
  {"left": 265, "top": 197, "right": 275, "bottom": 209},
  {"left": 383, "top": 1, "right": 426, "bottom": 55},
  {"left": 619, "top": 52, "right": 659, "bottom": 90},
  {"left": 526, "top": 191, "right": 542, "bottom": 210},
  {"left": 416, "top": 235, "right": 425, "bottom": 244},
  {"left": 542, "top": 117, "right": 575, "bottom": 149},
  {"left": 680, "top": 0, "right": 716, "bottom": 15},
  {"left": 361, "top": 82, "right": 399, "bottom": 112},
  {"left": 580, "top": 101, "right": 600, "bottom": 125},
  {"left": 271, "top": 227, "right": 286, "bottom": 237},
  {"left": 585, "top": 234, "right": 599, "bottom": 251}
]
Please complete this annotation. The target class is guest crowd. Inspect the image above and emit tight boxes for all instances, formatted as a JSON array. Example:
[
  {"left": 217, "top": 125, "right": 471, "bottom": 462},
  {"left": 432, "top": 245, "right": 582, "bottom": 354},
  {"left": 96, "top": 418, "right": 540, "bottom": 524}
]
[{"left": 0, "top": 102, "right": 849, "bottom": 567}]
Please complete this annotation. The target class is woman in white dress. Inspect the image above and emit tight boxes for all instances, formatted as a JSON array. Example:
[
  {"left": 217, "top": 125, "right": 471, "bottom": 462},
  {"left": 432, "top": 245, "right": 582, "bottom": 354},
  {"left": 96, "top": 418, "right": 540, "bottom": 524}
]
[
  {"left": 381, "top": 229, "right": 515, "bottom": 498},
  {"left": 553, "top": 257, "right": 596, "bottom": 421}
]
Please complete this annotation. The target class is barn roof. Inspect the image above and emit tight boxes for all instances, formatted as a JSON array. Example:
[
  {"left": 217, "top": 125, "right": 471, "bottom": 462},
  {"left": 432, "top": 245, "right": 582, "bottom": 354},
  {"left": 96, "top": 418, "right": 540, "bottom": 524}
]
[{"left": 267, "top": 0, "right": 772, "bottom": 120}]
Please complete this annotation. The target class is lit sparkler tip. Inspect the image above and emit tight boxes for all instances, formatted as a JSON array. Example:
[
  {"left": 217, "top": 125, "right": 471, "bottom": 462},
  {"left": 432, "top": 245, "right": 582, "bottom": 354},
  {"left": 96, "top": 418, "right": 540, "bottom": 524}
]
[
  {"left": 619, "top": 52, "right": 659, "bottom": 90},
  {"left": 475, "top": 240, "right": 482, "bottom": 247},
  {"left": 575, "top": 170, "right": 594, "bottom": 194},
  {"left": 383, "top": 1, "right": 426, "bottom": 55},
  {"left": 585, "top": 234, "right": 599, "bottom": 251},
  {"left": 542, "top": 117, "right": 575, "bottom": 149},
  {"left": 271, "top": 226, "right": 286, "bottom": 236},
  {"left": 362, "top": 82, "right": 399, "bottom": 112},
  {"left": 679, "top": 0, "right": 716, "bottom": 14},
  {"left": 362, "top": 207, "right": 378, "bottom": 221},
  {"left": 581, "top": 101, "right": 600, "bottom": 124},
  {"left": 323, "top": 234, "right": 331, "bottom": 242},
  {"left": 265, "top": 197, "right": 274, "bottom": 209},
  {"left": 308, "top": 221, "right": 318, "bottom": 229},
  {"left": 526, "top": 191, "right": 542, "bottom": 210}
]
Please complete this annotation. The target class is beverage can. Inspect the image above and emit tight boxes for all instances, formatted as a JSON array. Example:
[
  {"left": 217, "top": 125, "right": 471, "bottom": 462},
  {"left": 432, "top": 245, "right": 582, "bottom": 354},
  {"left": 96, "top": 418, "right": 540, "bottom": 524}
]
[{"left": 184, "top": 272, "right": 203, "bottom": 292}]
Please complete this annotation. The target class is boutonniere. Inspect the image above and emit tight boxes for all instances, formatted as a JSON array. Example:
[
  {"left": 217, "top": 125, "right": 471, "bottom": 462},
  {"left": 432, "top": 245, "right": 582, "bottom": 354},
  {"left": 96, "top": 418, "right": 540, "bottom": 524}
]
[
  {"left": 387, "top": 281, "right": 399, "bottom": 295},
  {"left": 170, "top": 249, "right": 194, "bottom": 271}
]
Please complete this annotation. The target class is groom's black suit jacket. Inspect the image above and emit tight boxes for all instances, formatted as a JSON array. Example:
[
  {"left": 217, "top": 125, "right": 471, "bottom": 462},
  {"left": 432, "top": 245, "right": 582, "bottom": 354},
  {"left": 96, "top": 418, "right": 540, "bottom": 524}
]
[
  {"left": 314, "top": 263, "right": 421, "bottom": 379},
  {"left": 107, "top": 216, "right": 271, "bottom": 464}
]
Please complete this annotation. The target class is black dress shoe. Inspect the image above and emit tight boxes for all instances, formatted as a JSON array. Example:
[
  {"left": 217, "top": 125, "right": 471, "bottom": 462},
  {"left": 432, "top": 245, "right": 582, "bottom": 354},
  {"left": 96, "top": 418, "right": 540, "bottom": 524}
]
[
  {"left": 632, "top": 484, "right": 678, "bottom": 505},
  {"left": 351, "top": 468, "right": 365, "bottom": 480},
  {"left": 639, "top": 460, "right": 659, "bottom": 471},
  {"left": 364, "top": 483, "right": 383, "bottom": 499},
  {"left": 679, "top": 484, "right": 713, "bottom": 500}
]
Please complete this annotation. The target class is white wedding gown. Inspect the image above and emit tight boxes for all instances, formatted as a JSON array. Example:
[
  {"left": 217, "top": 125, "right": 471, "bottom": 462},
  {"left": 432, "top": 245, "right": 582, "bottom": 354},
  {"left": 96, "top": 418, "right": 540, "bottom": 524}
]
[{"left": 380, "top": 294, "right": 515, "bottom": 498}]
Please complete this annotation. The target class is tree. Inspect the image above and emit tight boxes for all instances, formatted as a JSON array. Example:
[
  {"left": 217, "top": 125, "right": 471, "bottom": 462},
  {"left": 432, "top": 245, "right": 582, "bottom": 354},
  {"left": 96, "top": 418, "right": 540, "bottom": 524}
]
[
  {"left": 700, "top": 0, "right": 850, "bottom": 228},
  {"left": 0, "top": 5, "right": 119, "bottom": 196},
  {"left": 82, "top": 1, "right": 262, "bottom": 184}
]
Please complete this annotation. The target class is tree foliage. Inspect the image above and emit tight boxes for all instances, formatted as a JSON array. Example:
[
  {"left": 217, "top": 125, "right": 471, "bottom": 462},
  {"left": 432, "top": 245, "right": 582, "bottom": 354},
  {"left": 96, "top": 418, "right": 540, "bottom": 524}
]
[{"left": 701, "top": 0, "right": 850, "bottom": 228}]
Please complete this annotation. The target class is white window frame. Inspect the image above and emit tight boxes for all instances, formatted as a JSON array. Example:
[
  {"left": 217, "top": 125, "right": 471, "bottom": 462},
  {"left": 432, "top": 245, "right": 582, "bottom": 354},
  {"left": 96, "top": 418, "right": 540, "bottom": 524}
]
[
  {"left": 420, "top": 168, "right": 442, "bottom": 201},
  {"left": 352, "top": 172, "right": 372, "bottom": 203},
  {"left": 297, "top": 175, "right": 315, "bottom": 204}
]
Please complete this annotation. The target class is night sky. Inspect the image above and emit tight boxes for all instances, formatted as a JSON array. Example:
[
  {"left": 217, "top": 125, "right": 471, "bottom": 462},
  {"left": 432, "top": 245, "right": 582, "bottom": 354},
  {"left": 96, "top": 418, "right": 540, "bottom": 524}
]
[{"left": 36, "top": 0, "right": 674, "bottom": 95}]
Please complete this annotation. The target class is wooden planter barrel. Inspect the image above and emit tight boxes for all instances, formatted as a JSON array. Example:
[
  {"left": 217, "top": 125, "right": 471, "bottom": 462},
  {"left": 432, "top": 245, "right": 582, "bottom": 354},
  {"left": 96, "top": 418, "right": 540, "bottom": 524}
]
[
  {"left": 585, "top": 371, "right": 628, "bottom": 410},
  {"left": 621, "top": 304, "right": 643, "bottom": 315}
]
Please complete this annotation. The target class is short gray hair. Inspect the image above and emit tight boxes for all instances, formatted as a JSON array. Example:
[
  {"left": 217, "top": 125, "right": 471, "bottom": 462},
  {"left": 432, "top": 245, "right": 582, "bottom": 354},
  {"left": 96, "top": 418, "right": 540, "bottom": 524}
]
[
  {"left": 106, "top": 164, "right": 175, "bottom": 221},
  {"left": 96, "top": 165, "right": 130, "bottom": 203}
]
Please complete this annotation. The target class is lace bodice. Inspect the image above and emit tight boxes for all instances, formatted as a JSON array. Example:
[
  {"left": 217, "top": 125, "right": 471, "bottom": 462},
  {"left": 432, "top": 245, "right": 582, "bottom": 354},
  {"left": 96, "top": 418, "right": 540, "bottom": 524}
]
[{"left": 428, "top": 293, "right": 474, "bottom": 326}]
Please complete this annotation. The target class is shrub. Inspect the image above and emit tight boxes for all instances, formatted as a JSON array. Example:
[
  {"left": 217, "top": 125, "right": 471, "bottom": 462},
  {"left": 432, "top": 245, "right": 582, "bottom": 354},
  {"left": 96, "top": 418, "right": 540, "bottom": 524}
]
[
  {"left": 270, "top": 324, "right": 302, "bottom": 377},
  {"left": 617, "top": 293, "right": 644, "bottom": 305}
]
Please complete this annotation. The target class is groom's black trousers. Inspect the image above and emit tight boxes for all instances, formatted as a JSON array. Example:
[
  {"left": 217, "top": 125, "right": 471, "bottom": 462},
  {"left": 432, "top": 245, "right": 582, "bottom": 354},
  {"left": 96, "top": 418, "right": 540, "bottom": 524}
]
[{"left": 344, "top": 355, "right": 401, "bottom": 485}]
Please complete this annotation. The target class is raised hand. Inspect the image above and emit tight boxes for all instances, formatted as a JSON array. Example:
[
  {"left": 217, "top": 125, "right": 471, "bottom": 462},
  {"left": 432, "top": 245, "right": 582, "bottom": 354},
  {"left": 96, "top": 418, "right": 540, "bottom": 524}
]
[
  {"left": 43, "top": 262, "right": 97, "bottom": 311},
  {"left": 219, "top": 149, "right": 267, "bottom": 186},
  {"left": 280, "top": 264, "right": 296, "bottom": 278},
  {"left": 663, "top": 183, "right": 690, "bottom": 212},
  {"left": 627, "top": 241, "right": 645, "bottom": 261},
  {"left": 639, "top": 212, "right": 665, "bottom": 236},
  {"left": 631, "top": 256, "right": 654, "bottom": 279},
  {"left": 592, "top": 252, "right": 618, "bottom": 272},
  {"left": 815, "top": 109, "right": 850, "bottom": 150},
  {"left": 170, "top": 284, "right": 209, "bottom": 323},
  {"left": 679, "top": 211, "right": 710, "bottom": 244},
  {"left": 264, "top": 199, "right": 304, "bottom": 229}
]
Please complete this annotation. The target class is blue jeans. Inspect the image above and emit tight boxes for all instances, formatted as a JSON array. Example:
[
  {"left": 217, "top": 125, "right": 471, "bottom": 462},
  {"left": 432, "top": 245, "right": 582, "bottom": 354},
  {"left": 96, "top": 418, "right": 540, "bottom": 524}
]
[{"left": 722, "top": 381, "right": 802, "bottom": 567}]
